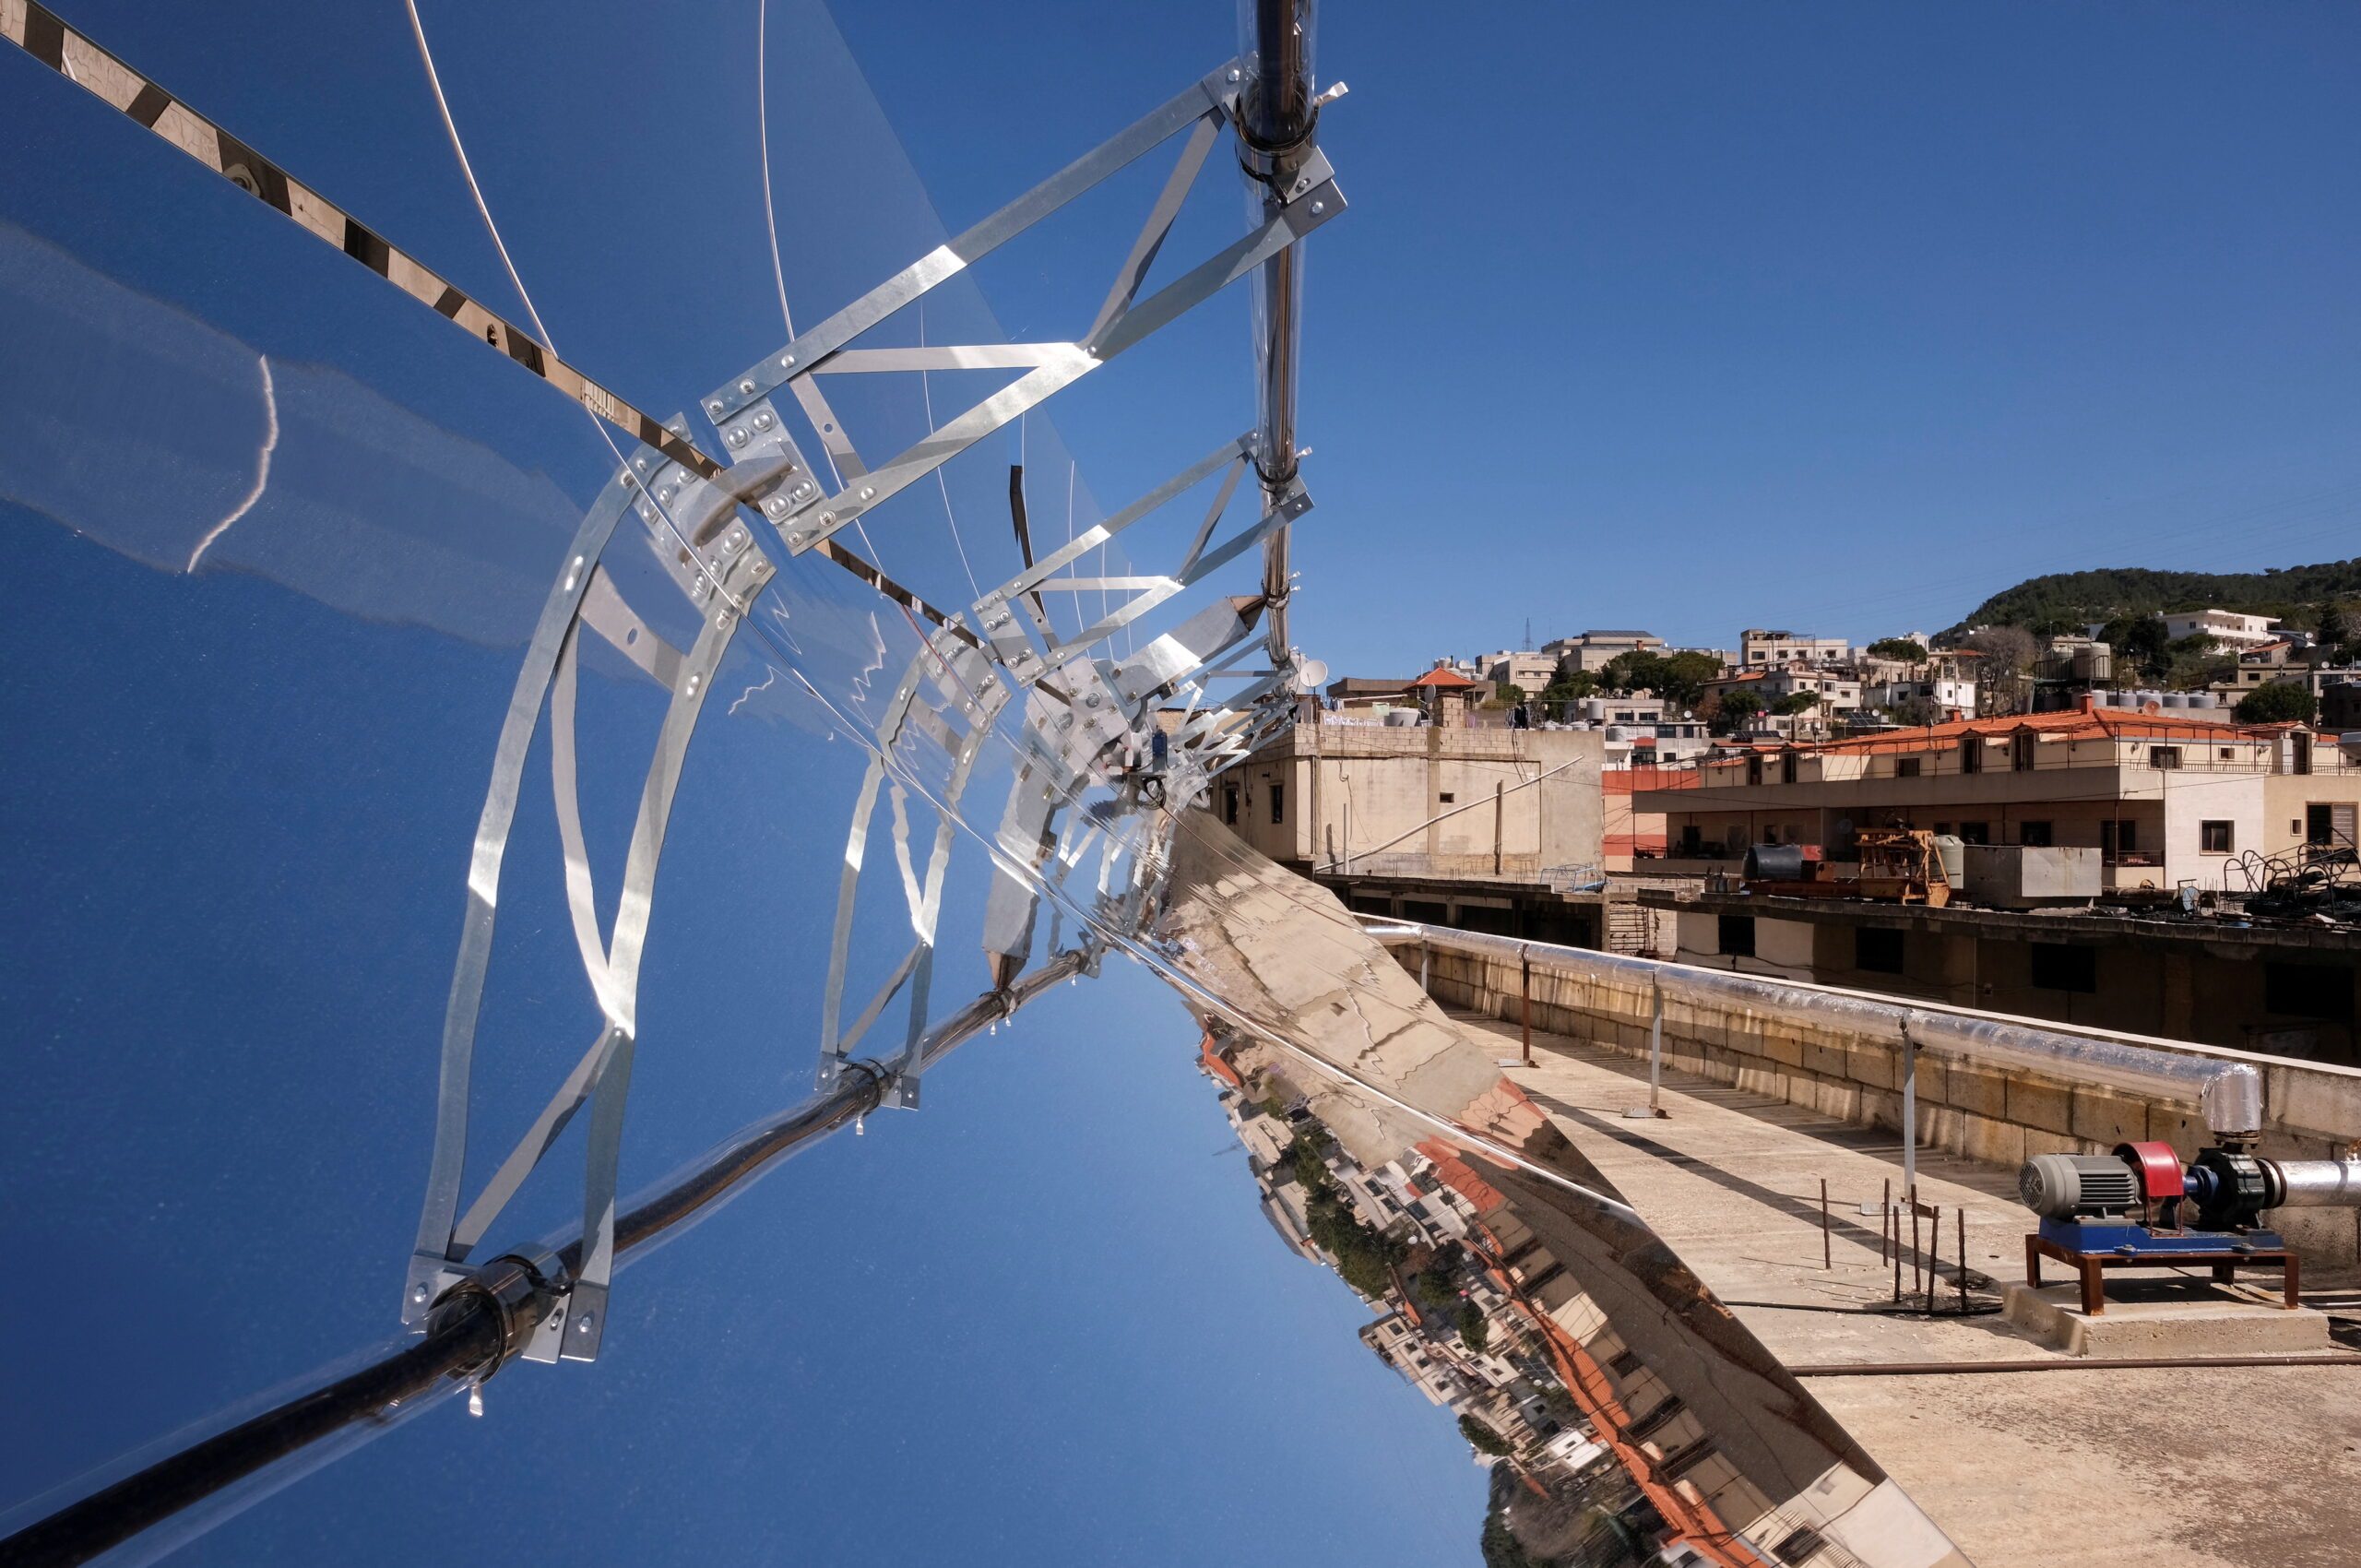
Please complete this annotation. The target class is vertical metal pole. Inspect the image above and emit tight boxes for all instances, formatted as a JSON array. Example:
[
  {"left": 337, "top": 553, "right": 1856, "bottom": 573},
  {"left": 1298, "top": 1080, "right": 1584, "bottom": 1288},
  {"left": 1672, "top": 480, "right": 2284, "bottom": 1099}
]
[
  {"left": 1418, "top": 939, "right": 1430, "bottom": 995},
  {"left": 1240, "top": 0, "right": 1315, "bottom": 666},
  {"left": 1910, "top": 1195, "right": 1924, "bottom": 1306},
  {"left": 1492, "top": 780, "right": 1504, "bottom": 876},
  {"left": 1341, "top": 797, "right": 1351, "bottom": 876},
  {"left": 1519, "top": 946, "right": 1534, "bottom": 1067},
  {"left": 1957, "top": 1207, "right": 1969, "bottom": 1314},
  {"left": 1900, "top": 1015, "right": 1918, "bottom": 1209},
  {"left": 1820, "top": 1179, "right": 1832, "bottom": 1270},
  {"left": 1648, "top": 976, "right": 1664, "bottom": 1114},
  {"left": 1891, "top": 1201, "right": 1903, "bottom": 1303},
  {"left": 1881, "top": 1177, "right": 1892, "bottom": 1265}
]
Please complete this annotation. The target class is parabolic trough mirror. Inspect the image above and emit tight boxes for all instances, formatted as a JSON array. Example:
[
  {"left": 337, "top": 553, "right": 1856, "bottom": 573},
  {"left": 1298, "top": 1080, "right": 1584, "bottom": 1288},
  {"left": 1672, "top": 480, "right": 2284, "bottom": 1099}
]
[{"left": 0, "top": 2, "right": 1971, "bottom": 1563}]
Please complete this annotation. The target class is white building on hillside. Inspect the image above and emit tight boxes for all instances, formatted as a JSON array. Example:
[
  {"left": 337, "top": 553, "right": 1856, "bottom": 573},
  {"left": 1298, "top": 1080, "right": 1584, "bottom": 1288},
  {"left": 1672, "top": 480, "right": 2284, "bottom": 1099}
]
[{"left": 2162, "top": 609, "right": 2279, "bottom": 649}]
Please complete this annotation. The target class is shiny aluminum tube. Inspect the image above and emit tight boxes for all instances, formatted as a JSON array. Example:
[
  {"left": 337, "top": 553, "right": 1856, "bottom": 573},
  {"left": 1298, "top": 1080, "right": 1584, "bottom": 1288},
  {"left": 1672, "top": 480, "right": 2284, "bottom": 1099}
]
[
  {"left": 1366, "top": 920, "right": 2269, "bottom": 1137},
  {"left": 2269, "top": 1155, "right": 2361, "bottom": 1208},
  {"left": 1238, "top": 0, "right": 1315, "bottom": 662},
  {"left": 0, "top": 951, "right": 1088, "bottom": 1567}
]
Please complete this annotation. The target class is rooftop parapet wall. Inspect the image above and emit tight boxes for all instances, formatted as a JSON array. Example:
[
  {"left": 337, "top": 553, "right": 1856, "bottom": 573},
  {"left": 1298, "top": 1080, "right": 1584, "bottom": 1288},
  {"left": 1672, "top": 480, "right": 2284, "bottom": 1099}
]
[{"left": 1386, "top": 928, "right": 2361, "bottom": 1265}]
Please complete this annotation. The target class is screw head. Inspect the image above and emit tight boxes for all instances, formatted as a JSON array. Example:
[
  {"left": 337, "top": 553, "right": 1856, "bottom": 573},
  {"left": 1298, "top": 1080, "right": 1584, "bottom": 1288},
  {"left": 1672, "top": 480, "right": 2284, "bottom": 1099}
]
[
  {"left": 1311, "top": 200, "right": 1325, "bottom": 215},
  {"left": 706, "top": 400, "right": 723, "bottom": 415},
  {"left": 1227, "top": 67, "right": 1241, "bottom": 83},
  {"left": 765, "top": 497, "right": 787, "bottom": 516},
  {"left": 780, "top": 353, "right": 796, "bottom": 368},
  {"left": 411, "top": 1282, "right": 430, "bottom": 1304},
  {"left": 739, "top": 379, "right": 756, "bottom": 395},
  {"left": 728, "top": 429, "right": 749, "bottom": 447},
  {"left": 575, "top": 1313, "right": 596, "bottom": 1334},
  {"left": 859, "top": 486, "right": 875, "bottom": 501},
  {"left": 753, "top": 412, "right": 775, "bottom": 431}
]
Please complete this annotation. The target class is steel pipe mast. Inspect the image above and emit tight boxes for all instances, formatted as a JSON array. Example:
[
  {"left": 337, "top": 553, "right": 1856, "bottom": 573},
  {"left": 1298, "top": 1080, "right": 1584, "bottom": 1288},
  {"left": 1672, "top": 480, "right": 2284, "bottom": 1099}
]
[{"left": 1240, "top": 0, "right": 1322, "bottom": 666}]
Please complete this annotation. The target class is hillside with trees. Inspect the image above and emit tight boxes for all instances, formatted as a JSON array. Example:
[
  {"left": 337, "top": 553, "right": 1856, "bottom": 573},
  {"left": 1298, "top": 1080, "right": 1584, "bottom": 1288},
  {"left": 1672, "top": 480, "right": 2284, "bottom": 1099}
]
[{"left": 1940, "top": 559, "right": 2361, "bottom": 639}]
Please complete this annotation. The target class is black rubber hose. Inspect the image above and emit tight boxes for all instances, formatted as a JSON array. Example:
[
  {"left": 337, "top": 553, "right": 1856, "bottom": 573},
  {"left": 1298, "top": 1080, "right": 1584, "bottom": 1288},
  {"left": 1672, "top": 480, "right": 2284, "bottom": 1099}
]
[{"left": 2, "top": 1295, "right": 503, "bottom": 1567}]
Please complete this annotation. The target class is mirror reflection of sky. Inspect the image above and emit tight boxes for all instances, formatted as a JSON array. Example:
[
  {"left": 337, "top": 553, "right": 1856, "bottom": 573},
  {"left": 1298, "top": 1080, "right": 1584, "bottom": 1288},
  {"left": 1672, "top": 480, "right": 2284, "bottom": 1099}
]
[{"left": 0, "top": 3, "right": 1495, "bottom": 1562}]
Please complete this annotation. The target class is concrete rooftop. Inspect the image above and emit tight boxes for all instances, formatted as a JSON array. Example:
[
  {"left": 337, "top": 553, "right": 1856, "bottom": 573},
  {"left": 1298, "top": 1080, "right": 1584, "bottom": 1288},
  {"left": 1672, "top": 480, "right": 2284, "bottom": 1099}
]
[{"left": 1462, "top": 1004, "right": 2361, "bottom": 1568}]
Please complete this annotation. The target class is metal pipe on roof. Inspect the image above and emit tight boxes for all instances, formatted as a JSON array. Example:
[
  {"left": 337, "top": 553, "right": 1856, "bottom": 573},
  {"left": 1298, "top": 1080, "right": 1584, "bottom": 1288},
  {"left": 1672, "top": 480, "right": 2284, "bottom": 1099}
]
[
  {"left": 1369, "top": 920, "right": 2268, "bottom": 1138},
  {"left": 1237, "top": 0, "right": 1316, "bottom": 665}
]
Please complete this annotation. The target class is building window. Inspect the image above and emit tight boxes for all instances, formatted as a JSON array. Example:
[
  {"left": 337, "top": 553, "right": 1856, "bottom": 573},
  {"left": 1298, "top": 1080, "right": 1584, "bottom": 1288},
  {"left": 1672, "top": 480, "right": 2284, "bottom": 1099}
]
[
  {"left": 2265, "top": 962, "right": 2353, "bottom": 1023},
  {"left": 1958, "top": 821, "right": 1989, "bottom": 845},
  {"left": 2012, "top": 734, "right": 2035, "bottom": 772},
  {"left": 1223, "top": 786, "right": 1240, "bottom": 826},
  {"left": 1269, "top": 783, "right": 1286, "bottom": 825},
  {"left": 2308, "top": 803, "right": 2356, "bottom": 849},
  {"left": 1438, "top": 791, "right": 1455, "bottom": 804},
  {"left": 2219, "top": 747, "right": 2236, "bottom": 760},
  {"left": 2019, "top": 821, "right": 2053, "bottom": 848},
  {"left": 1896, "top": 757, "right": 1922, "bottom": 778},
  {"left": 2294, "top": 732, "right": 2313, "bottom": 776},
  {"left": 1717, "top": 915, "right": 1756, "bottom": 958},
  {"left": 1856, "top": 927, "right": 1904, "bottom": 974},
  {"left": 1961, "top": 739, "right": 1982, "bottom": 774},
  {"left": 2150, "top": 746, "right": 2182, "bottom": 770},
  {"left": 1747, "top": 755, "right": 1764, "bottom": 787},
  {"left": 2101, "top": 820, "right": 2139, "bottom": 860},
  {"left": 2201, "top": 820, "right": 2234, "bottom": 853},
  {"left": 1781, "top": 753, "right": 1798, "bottom": 784},
  {"left": 2029, "top": 943, "right": 2097, "bottom": 993},
  {"left": 1775, "top": 1527, "right": 1830, "bottom": 1567}
]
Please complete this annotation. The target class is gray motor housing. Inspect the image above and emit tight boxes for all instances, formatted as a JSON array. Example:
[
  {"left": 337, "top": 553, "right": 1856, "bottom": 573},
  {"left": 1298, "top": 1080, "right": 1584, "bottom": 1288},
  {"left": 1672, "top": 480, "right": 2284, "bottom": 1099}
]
[{"left": 2018, "top": 1152, "right": 2140, "bottom": 1219}]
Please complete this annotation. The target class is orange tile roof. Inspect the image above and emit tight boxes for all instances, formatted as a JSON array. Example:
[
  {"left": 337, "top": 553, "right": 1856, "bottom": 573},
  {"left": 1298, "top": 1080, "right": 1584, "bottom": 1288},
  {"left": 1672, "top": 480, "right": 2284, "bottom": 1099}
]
[
  {"left": 1800, "top": 706, "right": 2259, "bottom": 756},
  {"left": 1408, "top": 667, "right": 1477, "bottom": 689}
]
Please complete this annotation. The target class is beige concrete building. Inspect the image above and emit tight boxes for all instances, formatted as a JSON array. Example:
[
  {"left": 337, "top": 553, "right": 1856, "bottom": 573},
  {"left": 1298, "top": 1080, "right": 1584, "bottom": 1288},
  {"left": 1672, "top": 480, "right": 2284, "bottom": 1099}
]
[
  {"left": 1215, "top": 720, "right": 1604, "bottom": 883},
  {"left": 1479, "top": 650, "right": 1557, "bottom": 695},
  {"left": 1739, "top": 628, "right": 1850, "bottom": 668},
  {"left": 1635, "top": 699, "right": 2361, "bottom": 890},
  {"left": 1538, "top": 629, "right": 1665, "bottom": 673}
]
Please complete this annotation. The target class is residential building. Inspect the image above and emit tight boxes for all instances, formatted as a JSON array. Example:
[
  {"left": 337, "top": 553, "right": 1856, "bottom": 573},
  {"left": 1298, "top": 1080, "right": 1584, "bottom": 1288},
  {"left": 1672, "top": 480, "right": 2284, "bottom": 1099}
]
[
  {"left": 1633, "top": 696, "right": 2361, "bottom": 890},
  {"left": 1866, "top": 673, "right": 1977, "bottom": 715},
  {"left": 1216, "top": 720, "right": 1604, "bottom": 885},
  {"left": 1479, "top": 650, "right": 1558, "bottom": 695},
  {"left": 1759, "top": 666, "right": 1862, "bottom": 718},
  {"left": 1568, "top": 695, "right": 1667, "bottom": 727},
  {"left": 1739, "top": 629, "right": 1851, "bottom": 668},
  {"left": 1324, "top": 675, "right": 1418, "bottom": 711},
  {"left": 2163, "top": 609, "right": 2280, "bottom": 648},
  {"left": 1538, "top": 630, "right": 1665, "bottom": 673}
]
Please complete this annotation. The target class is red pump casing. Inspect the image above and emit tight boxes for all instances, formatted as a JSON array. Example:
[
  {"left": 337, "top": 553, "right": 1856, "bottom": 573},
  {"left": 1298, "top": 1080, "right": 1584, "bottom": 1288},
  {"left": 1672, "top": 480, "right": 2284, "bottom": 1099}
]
[{"left": 2115, "top": 1140, "right": 2185, "bottom": 1204}]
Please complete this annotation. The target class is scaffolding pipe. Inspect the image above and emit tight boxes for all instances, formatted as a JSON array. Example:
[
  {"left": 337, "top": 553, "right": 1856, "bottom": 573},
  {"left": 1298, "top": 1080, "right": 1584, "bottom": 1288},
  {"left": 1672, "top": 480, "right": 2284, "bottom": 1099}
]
[
  {"left": 2, "top": 951, "right": 1089, "bottom": 1567},
  {"left": 1238, "top": 0, "right": 1316, "bottom": 663},
  {"left": 1365, "top": 921, "right": 2268, "bottom": 1138}
]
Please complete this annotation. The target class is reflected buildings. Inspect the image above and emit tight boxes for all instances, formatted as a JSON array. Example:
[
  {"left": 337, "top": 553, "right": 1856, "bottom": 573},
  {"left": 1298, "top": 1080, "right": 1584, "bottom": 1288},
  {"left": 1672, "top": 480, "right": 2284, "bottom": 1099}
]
[{"left": 1163, "top": 814, "right": 1972, "bottom": 1568}]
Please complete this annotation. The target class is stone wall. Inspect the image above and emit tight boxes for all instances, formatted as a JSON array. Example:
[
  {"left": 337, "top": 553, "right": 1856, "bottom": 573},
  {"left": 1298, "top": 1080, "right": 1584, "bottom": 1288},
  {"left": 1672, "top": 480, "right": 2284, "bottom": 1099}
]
[{"left": 1407, "top": 941, "right": 2361, "bottom": 1265}]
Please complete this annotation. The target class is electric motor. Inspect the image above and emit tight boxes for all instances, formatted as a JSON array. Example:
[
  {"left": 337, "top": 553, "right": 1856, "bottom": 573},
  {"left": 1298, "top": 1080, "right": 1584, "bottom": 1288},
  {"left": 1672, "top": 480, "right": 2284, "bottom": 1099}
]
[{"left": 2017, "top": 1153, "right": 2139, "bottom": 1220}]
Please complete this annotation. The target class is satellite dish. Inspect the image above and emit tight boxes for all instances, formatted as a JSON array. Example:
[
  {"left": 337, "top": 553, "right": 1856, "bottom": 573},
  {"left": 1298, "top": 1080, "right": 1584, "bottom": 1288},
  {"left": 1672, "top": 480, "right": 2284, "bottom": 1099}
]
[{"left": 1294, "top": 658, "right": 1329, "bottom": 692}]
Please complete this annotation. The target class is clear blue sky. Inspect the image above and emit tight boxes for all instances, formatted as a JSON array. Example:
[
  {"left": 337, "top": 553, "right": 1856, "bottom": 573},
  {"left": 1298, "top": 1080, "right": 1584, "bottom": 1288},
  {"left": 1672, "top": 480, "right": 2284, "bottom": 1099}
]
[
  {"left": 841, "top": 0, "right": 2361, "bottom": 671},
  {"left": 0, "top": 3, "right": 1490, "bottom": 1562}
]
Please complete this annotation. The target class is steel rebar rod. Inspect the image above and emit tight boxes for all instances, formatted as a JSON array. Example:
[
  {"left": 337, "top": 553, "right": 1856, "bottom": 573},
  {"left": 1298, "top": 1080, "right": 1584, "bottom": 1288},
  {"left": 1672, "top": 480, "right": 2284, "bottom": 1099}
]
[{"left": 2, "top": 951, "right": 1087, "bottom": 1568}]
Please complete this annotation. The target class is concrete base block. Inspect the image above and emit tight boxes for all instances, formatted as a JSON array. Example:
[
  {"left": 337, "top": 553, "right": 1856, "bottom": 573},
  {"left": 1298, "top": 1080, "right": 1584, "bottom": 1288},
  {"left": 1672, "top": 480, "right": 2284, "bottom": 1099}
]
[{"left": 2002, "top": 1281, "right": 2329, "bottom": 1358}]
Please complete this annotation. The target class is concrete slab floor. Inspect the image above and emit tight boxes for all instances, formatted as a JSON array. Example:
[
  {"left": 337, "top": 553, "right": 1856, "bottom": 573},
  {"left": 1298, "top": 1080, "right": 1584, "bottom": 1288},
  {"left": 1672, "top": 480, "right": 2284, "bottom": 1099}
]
[{"left": 1449, "top": 1006, "right": 2361, "bottom": 1568}]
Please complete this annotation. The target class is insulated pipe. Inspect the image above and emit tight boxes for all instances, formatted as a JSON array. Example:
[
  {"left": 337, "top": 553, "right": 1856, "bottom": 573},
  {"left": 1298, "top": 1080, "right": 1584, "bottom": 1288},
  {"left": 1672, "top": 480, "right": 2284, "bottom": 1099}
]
[
  {"left": 2269, "top": 1155, "right": 2361, "bottom": 1207},
  {"left": 1370, "top": 920, "right": 2268, "bottom": 1138},
  {"left": 2, "top": 951, "right": 1089, "bottom": 1567},
  {"left": 1238, "top": 0, "right": 1315, "bottom": 663}
]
